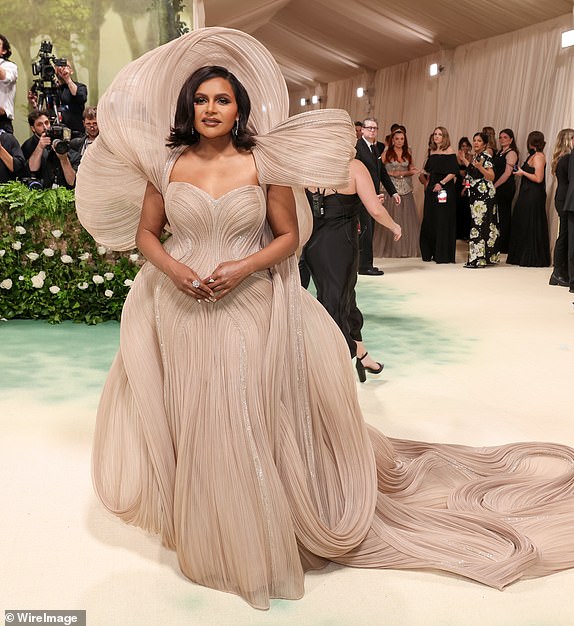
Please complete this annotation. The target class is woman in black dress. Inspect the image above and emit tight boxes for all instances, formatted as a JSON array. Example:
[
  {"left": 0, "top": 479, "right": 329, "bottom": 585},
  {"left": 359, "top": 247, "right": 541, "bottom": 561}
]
[
  {"left": 548, "top": 128, "right": 574, "bottom": 286},
  {"left": 419, "top": 126, "right": 460, "bottom": 263},
  {"left": 455, "top": 136, "right": 472, "bottom": 241},
  {"left": 459, "top": 132, "right": 500, "bottom": 267},
  {"left": 493, "top": 128, "right": 519, "bottom": 253},
  {"left": 507, "top": 131, "right": 550, "bottom": 267},
  {"left": 303, "top": 159, "right": 401, "bottom": 381}
]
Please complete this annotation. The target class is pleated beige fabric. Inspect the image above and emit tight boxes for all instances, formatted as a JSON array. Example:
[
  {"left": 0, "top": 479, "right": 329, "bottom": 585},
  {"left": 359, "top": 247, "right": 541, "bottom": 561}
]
[{"left": 76, "top": 27, "right": 574, "bottom": 610}]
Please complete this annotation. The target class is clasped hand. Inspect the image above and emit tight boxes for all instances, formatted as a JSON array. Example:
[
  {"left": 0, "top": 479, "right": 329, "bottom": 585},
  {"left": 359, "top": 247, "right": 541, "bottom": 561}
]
[{"left": 170, "top": 259, "right": 250, "bottom": 302}]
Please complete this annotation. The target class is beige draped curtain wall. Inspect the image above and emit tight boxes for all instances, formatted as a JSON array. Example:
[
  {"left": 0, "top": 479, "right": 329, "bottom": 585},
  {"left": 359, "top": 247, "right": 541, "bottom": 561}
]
[{"left": 316, "top": 13, "right": 574, "bottom": 241}]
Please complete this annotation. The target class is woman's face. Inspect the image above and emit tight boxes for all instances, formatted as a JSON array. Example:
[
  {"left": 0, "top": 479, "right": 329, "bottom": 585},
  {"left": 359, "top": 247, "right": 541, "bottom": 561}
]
[
  {"left": 392, "top": 132, "right": 405, "bottom": 149},
  {"left": 460, "top": 142, "right": 471, "bottom": 154},
  {"left": 499, "top": 132, "right": 511, "bottom": 149},
  {"left": 473, "top": 135, "right": 486, "bottom": 153},
  {"left": 433, "top": 128, "right": 443, "bottom": 145},
  {"left": 193, "top": 77, "right": 238, "bottom": 138}
]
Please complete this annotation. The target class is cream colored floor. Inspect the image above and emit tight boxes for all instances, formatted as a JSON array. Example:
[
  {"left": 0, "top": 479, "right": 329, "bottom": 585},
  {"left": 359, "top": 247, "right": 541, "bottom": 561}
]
[{"left": 1, "top": 245, "right": 573, "bottom": 626}]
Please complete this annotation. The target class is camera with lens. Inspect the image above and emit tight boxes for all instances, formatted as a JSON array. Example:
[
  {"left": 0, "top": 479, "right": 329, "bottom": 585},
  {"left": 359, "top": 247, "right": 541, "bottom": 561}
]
[
  {"left": 20, "top": 177, "right": 44, "bottom": 191},
  {"left": 46, "top": 124, "right": 72, "bottom": 154}
]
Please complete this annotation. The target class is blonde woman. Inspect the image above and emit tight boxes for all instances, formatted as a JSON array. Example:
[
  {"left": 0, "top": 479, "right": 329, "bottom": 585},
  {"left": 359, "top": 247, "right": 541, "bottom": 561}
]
[
  {"left": 482, "top": 126, "right": 497, "bottom": 157},
  {"left": 549, "top": 128, "right": 574, "bottom": 288},
  {"left": 418, "top": 126, "right": 459, "bottom": 263}
]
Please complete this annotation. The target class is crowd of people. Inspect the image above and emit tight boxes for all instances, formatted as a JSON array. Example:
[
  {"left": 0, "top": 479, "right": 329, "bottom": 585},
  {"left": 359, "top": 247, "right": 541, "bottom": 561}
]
[
  {"left": 0, "top": 33, "right": 97, "bottom": 188},
  {"left": 347, "top": 118, "right": 573, "bottom": 286}
]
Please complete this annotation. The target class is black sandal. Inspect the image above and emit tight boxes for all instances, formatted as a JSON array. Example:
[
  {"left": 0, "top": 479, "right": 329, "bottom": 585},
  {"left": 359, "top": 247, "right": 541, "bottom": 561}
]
[{"left": 355, "top": 352, "right": 384, "bottom": 382}]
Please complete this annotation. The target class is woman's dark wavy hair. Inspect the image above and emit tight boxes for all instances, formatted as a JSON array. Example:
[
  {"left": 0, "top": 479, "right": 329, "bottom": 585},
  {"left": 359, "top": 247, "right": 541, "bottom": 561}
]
[
  {"left": 473, "top": 132, "right": 490, "bottom": 149},
  {"left": 167, "top": 65, "right": 255, "bottom": 150},
  {"left": 0, "top": 34, "right": 12, "bottom": 59},
  {"left": 527, "top": 130, "right": 545, "bottom": 152},
  {"left": 499, "top": 128, "right": 519, "bottom": 159}
]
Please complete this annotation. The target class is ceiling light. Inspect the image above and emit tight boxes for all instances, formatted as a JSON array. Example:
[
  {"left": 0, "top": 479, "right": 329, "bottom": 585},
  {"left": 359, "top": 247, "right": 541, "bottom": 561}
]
[
  {"left": 356, "top": 87, "right": 365, "bottom": 98},
  {"left": 300, "top": 97, "right": 307, "bottom": 107},
  {"left": 429, "top": 63, "right": 440, "bottom": 76},
  {"left": 562, "top": 29, "right": 574, "bottom": 48},
  {"left": 311, "top": 95, "right": 320, "bottom": 105}
]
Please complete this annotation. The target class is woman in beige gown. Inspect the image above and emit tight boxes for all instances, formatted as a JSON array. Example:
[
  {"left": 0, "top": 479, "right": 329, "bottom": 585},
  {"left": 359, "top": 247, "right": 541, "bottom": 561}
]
[{"left": 76, "top": 28, "right": 574, "bottom": 611}]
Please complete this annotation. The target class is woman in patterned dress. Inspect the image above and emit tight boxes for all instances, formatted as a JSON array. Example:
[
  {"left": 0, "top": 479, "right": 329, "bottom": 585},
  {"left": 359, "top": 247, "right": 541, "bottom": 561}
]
[{"left": 459, "top": 132, "right": 500, "bottom": 268}]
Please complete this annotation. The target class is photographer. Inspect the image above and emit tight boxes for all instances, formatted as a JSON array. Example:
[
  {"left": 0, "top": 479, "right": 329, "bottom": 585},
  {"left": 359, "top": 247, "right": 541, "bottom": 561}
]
[
  {"left": 0, "top": 33, "right": 17, "bottom": 133},
  {"left": 69, "top": 106, "right": 98, "bottom": 160},
  {"left": 27, "top": 43, "right": 87, "bottom": 137},
  {"left": 21, "top": 109, "right": 79, "bottom": 189},
  {"left": 0, "top": 128, "right": 25, "bottom": 182}
]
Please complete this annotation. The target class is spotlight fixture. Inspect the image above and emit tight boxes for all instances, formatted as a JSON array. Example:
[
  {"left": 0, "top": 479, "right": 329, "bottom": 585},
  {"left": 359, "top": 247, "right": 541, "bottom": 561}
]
[
  {"left": 311, "top": 95, "right": 320, "bottom": 105},
  {"left": 562, "top": 29, "right": 574, "bottom": 49},
  {"left": 429, "top": 63, "right": 444, "bottom": 76},
  {"left": 356, "top": 87, "right": 365, "bottom": 98},
  {"left": 300, "top": 97, "right": 308, "bottom": 107}
]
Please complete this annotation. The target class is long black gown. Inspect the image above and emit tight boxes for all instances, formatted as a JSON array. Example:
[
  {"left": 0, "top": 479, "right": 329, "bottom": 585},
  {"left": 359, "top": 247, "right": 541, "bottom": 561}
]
[
  {"left": 493, "top": 149, "right": 517, "bottom": 254},
  {"left": 506, "top": 157, "right": 550, "bottom": 267},
  {"left": 419, "top": 153, "right": 460, "bottom": 263}
]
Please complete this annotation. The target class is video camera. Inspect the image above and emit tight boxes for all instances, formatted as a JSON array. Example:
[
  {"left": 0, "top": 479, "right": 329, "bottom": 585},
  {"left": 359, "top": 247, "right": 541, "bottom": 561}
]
[
  {"left": 30, "top": 40, "right": 72, "bottom": 154},
  {"left": 31, "top": 40, "right": 68, "bottom": 85}
]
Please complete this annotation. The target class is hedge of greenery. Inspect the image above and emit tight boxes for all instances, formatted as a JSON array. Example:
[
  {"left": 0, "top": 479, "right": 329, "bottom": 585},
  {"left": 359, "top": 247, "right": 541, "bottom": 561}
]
[{"left": 0, "top": 182, "right": 142, "bottom": 324}]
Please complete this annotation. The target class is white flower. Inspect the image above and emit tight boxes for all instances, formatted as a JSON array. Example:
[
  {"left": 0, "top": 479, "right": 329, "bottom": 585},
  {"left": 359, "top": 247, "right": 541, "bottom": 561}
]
[
  {"left": 78, "top": 252, "right": 90, "bottom": 261},
  {"left": 77, "top": 282, "right": 89, "bottom": 290},
  {"left": 61, "top": 254, "right": 74, "bottom": 264},
  {"left": 38, "top": 271, "right": 46, "bottom": 279},
  {"left": 31, "top": 274, "right": 45, "bottom": 288},
  {"left": 97, "top": 245, "right": 107, "bottom": 255},
  {"left": 123, "top": 279, "right": 134, "bottom": 287},
  {"left": 104, "top": 289, "right": 113, "bottom": 298},
  {"left": 15, "top": 226, "right": 26, "bottom": 235},
  {"left": 0, "top": 250, "right": 5, "bottom": 257},
  {"left": 51, "top": 229, "right": 63, "bottom": 238},
  {"left": 26, "top": 252, "right": 40, "bottom": 261},
  {"left": 43, "top": 248, "right": 55, "bottom": 257},
  {"left": 129, "top": 253, "right": 139, "bottom": 262},
  {"left": 104, "top": 272, "right": 114, "bottom": 280},
  {"left": 12, "top": 241, "right": 22, "bottom": 250},
  {"left": 0, "top": 279, "right": 13, "bottom": 289},
  {"left": 49, "top": 285, "right": 61, "bottom": 294},
  {"left": 18, "top": 276, "right": 24, "bottom": 281},
  {"left": 92, "top": 274, "right": 104, "bottom": 284}
]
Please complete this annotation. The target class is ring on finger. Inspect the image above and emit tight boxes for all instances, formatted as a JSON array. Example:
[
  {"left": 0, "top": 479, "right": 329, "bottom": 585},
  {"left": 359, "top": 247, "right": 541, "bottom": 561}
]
[{"left": 191, "top": 279, "right": 201, "bottom": 289}]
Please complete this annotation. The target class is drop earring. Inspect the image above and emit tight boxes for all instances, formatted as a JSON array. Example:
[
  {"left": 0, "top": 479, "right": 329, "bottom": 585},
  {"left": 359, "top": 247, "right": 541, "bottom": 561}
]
[{"left": 232, "top": 120, "right": 238, "bottom": 138}]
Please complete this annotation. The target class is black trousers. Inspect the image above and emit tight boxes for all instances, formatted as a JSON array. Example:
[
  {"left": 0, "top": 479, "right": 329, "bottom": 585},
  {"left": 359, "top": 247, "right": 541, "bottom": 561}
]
[
  {"left": 358, "top": 206, "right": 375, "bottom": 271},
  {"left": 302, "top": 212, "right": 363, "bottom": 358},
  {"left": 556, "top": 211, "right": 574, "bottom": 288}
]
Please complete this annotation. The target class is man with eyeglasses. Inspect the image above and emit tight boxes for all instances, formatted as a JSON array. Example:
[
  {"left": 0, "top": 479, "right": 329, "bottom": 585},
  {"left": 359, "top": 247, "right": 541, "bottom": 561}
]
[
  {"left": 69, "top": 106, "right": 98, "bottom": 160},
  {"left": 355, "top": 117, "right": 401, "bottom": 275}
]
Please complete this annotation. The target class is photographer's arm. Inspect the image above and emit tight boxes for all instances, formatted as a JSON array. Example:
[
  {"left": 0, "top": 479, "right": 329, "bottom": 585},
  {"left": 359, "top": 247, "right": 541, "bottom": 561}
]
[
  {"left": 27, "top": 137, "right": 49, "bottom": 174},
  {"left": 0, "top": 143, "right": 14, "bottom": 172},
  {"left": 56, "top": 152, "right": 77, "bottom": 186}
]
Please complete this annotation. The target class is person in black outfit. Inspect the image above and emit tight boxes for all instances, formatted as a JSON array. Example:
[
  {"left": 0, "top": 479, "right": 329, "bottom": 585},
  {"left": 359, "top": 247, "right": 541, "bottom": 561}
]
[
  {"left": 455, "top": 136, "right": 471, "bottom": 241},
  {"left": 419, "top": 126, "right": 460, "bottom": 263},
  {"left": 563, "top": 148, "right": 574, "bottom": 293},
  {"left": 493, "top": 128, "right": 519, "bottom": 253},
  {"left": 506, "top": 131, "right": 550, "bottom": 267},
  {"left": 21, "top": 109, "right": 80, "bottom": 188},
  {"left": 0, "top": 129, "right": 25, "bottom": 182},
  {"left": 28, "top": 63, "right": 87, "bottom": 138},
  {"left": 355, "top": 117, "right": 400, "bottom": 275},
  {"left": 548, "top": 128, "right": 574, "bottom": 289},
  {"left": 301, "top": 159, "right": 401, "bottom": 381}
]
